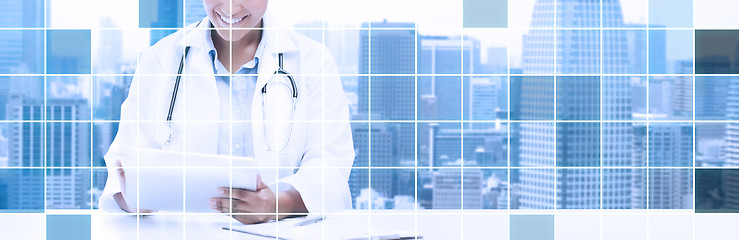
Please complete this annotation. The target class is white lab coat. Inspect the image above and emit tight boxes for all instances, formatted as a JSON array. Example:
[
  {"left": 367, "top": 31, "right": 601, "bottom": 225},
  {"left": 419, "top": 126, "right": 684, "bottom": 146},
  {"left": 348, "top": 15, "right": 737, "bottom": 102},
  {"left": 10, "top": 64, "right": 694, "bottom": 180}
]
[{"left": 98, "top": 11, "right": 355, "bottom": 214}]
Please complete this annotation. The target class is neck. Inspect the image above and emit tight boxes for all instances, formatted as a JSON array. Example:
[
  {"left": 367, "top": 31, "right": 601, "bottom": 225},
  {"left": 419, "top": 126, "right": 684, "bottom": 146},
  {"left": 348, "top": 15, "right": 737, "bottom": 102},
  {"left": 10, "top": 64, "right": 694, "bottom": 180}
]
[{"left": 211, "top": 19, "right": 263, "bottom": 73}]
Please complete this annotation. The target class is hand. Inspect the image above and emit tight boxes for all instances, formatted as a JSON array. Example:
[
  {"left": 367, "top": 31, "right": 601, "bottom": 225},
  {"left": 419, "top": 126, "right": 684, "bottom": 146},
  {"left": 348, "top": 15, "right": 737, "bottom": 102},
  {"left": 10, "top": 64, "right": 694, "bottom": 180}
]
[
  {"left": 211, "top": 174, "right": 277, "bottom": 224},
  {"left": 113, "top": 160, "right": 155, "bottom": 214}
]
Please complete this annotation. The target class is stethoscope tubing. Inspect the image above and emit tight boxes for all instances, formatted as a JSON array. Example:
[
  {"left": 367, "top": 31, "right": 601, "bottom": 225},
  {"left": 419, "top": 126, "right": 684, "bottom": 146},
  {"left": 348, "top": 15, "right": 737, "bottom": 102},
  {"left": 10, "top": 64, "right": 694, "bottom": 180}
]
[{"left": 159, "top": 20, "right": 298, "bottom": 150}]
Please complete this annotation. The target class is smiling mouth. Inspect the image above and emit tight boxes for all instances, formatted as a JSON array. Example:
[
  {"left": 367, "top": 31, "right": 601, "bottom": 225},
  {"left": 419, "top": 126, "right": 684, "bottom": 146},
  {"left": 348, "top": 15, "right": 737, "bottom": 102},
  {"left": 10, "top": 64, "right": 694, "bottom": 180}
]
[{"left": 216, "top": 12, "right": 247, "bottom": 25}]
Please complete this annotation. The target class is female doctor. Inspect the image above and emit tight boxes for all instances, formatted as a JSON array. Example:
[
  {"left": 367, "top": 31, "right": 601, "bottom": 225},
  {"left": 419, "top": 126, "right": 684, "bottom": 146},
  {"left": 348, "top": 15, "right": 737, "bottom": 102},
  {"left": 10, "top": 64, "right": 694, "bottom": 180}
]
[{"left": 98, "top": 0, "right": 355, "bottom": 225}]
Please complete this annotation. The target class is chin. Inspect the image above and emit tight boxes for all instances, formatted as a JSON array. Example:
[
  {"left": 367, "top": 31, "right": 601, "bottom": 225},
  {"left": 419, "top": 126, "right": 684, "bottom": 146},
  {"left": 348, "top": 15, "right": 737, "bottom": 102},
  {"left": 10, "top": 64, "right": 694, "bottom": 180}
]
[{"left": 214, "top": 29, "right": 249, "bottom": 42}]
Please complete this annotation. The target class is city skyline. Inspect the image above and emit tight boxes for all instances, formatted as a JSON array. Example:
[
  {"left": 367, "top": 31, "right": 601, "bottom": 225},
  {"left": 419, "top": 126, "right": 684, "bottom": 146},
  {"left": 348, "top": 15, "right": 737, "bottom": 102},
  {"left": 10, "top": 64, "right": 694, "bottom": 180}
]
[{"left": 0, "top": 0, "right": 726, "bottom": 213}]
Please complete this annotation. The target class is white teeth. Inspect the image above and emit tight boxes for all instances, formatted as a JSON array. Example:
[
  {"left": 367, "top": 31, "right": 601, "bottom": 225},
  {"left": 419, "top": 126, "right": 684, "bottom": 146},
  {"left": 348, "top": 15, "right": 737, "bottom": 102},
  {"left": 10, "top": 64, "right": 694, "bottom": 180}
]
[{"left": 219, "top": 14, "right": 245, "bottom": 25}]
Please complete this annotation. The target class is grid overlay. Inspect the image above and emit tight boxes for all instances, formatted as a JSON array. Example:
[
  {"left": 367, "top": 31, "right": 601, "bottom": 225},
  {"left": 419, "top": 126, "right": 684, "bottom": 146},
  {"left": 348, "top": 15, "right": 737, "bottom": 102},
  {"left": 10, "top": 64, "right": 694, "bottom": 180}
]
[{"left": 1, "top": 0, "right": 739, "bottom": 239}]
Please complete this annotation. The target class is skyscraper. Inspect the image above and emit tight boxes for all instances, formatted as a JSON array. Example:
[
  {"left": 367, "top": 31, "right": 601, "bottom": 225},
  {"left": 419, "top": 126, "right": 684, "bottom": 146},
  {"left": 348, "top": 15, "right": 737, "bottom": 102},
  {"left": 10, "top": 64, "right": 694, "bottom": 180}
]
[
  {"left": 646, "top": 122, "right": 693, "bottom": 209},
  {"left": 722, "top": 74, "right": 739, "bottom": 208},
  {"left": 432, "top": 168, "right": 483, "bottom": 209},
  {"left": 470, "top": 78, "right": 498, "bottom": 130},
  {"left": 0, "top": 0, "right": 43, "bottom": 74},
  {"left": 433, "top": 128, "right": 505, "bottom": 167},
  {"left": 418, "top": 36, "right": 479, "bottom": 125},
  {"left": 7, "top": 94, "right": 91, "bottom": 209},
  {"left": 0, "top": 0, "right": 44, "bottom": 122},
  {"left": 349, "top": 123, "right": 394, "bottom": 200},
  {"left": 5, "top": 94, "right": 44, "bottom": 210},
  {"left": 357, "top": 21, "right": 416, "bottom": 163},
  {"left": 515, "top": 0, "right": 635, "bottom": 209}
]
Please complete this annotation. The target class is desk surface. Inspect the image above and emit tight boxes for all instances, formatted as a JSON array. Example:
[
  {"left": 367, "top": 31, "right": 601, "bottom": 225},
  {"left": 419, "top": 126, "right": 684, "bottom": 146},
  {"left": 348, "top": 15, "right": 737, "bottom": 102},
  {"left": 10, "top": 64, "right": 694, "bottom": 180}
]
[{"left": 90, "top": 210, "right": 507, "bottom": 240}]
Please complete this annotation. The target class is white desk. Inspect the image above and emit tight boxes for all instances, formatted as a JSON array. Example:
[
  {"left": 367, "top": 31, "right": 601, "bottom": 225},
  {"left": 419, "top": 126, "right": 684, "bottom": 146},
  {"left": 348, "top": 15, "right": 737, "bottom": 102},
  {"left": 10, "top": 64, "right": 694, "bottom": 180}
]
[{"left": 89, "top": 210, "right": 509, "bottom": 239}]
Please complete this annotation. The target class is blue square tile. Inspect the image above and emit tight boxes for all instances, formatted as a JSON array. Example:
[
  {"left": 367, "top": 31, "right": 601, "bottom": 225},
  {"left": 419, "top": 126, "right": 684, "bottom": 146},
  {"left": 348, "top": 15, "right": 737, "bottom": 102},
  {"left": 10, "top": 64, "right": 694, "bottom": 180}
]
[
  {"left": 140, "top": 0, "right": 183, "bottom": 28},
  {"left": 46, "top": 215, "right": 91, "bottom": 240},
  {"left": 696, "top": 30, "right": 739, "bottom": 74},
  {"left": 696, "top": 169, "right": 739, "bottom": 213},
  {"left": 696, "top": 77, "right": 731, "bottom": 120},
  {"left": 0, "top": 1, "right": 44, "bottom": 28},
  {"left": 46, "top": 30, "right": 91, "bottom": 74},
  {"left": 556, "top": 122, "right": 601, "bottom": 167},
  {"left": 649, "top": 30, "right": 693, "bottom": 74},
  {"left": 650, "top": 0, "right": 692, "bottom": 28},
  {"left": 463, "top": 0, "right": 507, "bottom": 28},
  {"left": 0, "top": 76, "right": 45, "bottom": 120},
  {"left": 510, "top": 215, "right": 554, "bottom": 240},
  {"left": 695, "top": 123, "right": 727, "bottom": 167},
  {"left": 510, "top": 76, "right": 554, "bottom": 120},
  {"left": 556, "top": 76, "right": 600, "bottom": 120},
  {"left": 0, "top": 169, "right": 44, "bottom": 213},
  {"left": 0, "top": 30, "right": 44, "bottom": 74}
]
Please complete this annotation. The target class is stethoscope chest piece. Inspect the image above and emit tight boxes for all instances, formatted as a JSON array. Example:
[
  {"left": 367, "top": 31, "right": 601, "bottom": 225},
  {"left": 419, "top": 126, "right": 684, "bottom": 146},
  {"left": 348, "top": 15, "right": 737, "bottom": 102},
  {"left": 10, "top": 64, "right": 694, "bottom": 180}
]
[{"left": 155, "top": 123, "right": 174, "bottom": 145}]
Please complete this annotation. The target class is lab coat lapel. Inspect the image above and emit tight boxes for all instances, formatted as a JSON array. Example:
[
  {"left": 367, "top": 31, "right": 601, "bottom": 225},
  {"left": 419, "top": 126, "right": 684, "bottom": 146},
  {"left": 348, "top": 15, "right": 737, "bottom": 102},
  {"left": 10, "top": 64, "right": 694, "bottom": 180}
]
[
  {"left": 252, "top": 44, "right": 277, "bottom": 158},
  {"left": 182, "top": 24, "right": 220, "bottom": 155}
]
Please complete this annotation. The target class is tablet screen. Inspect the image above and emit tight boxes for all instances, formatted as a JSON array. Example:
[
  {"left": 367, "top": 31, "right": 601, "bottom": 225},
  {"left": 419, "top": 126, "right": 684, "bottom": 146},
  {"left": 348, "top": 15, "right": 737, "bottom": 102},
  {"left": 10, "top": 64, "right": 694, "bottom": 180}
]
[{"left": 121, "top": 148, "right": 257, "bottom": 213}]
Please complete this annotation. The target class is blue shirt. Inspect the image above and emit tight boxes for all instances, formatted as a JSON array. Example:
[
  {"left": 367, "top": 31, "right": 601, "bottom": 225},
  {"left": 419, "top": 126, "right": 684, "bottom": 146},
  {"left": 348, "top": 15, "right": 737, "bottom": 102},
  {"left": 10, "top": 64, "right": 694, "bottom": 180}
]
[{"left": 205, "top": 30, "right": 265, "bottom": 157}]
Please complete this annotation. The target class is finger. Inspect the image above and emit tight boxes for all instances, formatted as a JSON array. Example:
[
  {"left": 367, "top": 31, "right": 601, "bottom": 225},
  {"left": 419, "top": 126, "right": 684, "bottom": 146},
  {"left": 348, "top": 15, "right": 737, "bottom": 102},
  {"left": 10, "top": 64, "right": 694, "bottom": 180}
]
[
  {"left": 212, "top": 198, "right": 249, "bottom": 213},
  {"left": 256, "top": 174, "right": 268, "bottom": 190},
  {"left": 222, "top": 187, "right": 254, "bottom": 201},
  {"left": 116, "top": 160, "right": 124, "bottom": 177},
  {"left": 116, "top": 160, "right": 126, "bottom": 196},
  {"left": 138, "top": 208, "right": 156, "bottom": 214},
  {"left": 233, "top": 215, "right": 269, "bottom": 225}
]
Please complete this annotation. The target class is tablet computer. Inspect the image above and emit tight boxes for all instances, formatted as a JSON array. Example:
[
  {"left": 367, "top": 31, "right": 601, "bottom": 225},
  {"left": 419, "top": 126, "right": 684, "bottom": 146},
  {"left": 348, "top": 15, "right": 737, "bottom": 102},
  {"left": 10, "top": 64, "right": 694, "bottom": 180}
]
[{"left": 121, "top": 148, "right": 257, "bottom": 213}]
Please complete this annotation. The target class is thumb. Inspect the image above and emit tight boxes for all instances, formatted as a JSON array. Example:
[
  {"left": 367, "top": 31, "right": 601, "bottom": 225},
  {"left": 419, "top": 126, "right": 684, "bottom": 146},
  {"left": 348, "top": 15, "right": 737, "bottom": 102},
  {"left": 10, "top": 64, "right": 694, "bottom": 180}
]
[
  {"left": 256, "top": 174, "right": 268, "bottom": 190},
  {"left": 116, "top": 160, "right": 124, "bottom": 178}
]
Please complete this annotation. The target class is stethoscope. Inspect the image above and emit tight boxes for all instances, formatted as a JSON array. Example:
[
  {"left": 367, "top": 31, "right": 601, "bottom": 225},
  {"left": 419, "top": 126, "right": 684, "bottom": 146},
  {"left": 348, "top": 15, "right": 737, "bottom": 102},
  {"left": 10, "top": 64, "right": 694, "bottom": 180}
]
[{"left": 154, "top": 20, "right": 298, "bottom": 153}]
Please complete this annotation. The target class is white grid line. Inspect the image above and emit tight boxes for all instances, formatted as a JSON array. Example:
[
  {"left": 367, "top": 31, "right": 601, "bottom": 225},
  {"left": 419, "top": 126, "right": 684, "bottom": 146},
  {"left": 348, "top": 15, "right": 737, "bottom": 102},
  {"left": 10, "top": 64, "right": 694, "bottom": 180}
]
[
  {"left": 3, "top": 1, "right": 732, "bottom": 239},
  {"left": 414, "top": 0, "right": 420, "bottom": 239}
]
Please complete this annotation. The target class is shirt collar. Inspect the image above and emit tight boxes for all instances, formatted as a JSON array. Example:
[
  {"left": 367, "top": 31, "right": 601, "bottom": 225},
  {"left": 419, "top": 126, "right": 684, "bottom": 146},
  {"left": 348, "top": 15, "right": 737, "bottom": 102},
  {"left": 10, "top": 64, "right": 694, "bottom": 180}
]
[{"left": 205, "top": 23, "right": 264, "bottom": 74}]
